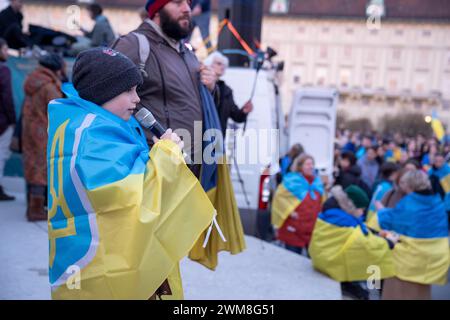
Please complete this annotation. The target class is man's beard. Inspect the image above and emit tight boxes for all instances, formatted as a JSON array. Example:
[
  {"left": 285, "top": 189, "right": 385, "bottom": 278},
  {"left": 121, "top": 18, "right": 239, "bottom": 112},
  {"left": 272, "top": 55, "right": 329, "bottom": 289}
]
[{"left": 159, "top": 9, "right": 192, "bottom": 41}]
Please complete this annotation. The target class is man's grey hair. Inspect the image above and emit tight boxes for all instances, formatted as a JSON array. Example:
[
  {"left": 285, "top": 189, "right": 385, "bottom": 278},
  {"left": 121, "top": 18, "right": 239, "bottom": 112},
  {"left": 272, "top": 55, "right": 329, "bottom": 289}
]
[{"left": 203, "top": 51, "right": 229, "bottom": 68}]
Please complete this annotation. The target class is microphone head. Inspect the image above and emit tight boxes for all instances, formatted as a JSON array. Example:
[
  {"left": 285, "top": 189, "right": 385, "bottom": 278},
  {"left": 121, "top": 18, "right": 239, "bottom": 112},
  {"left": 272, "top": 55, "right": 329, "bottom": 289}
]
[{"left": 134, "top": 107, "right": 156, "bottom": 129}]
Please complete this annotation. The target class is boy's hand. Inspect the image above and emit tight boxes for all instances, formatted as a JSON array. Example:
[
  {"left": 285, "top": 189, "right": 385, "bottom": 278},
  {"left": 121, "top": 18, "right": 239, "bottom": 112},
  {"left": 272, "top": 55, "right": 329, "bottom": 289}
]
[{"left": 152, "top": 129, "right": 184, "bottom": 151}]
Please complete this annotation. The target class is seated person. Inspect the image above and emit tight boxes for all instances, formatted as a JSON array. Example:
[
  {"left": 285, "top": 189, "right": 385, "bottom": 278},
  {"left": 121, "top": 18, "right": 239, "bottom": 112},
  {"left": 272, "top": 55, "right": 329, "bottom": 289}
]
[
  {"left": 309, "top": 185, "right": 395, "bottom": 283},
  {"left": 47, "top": 47, "right": 215, "bottom": 300},
  {"left": 70, "top": 4, "right": 115, "bottom": 55},
  {"left": 374, "top": 170, "right": 449, "bottom": 300}
]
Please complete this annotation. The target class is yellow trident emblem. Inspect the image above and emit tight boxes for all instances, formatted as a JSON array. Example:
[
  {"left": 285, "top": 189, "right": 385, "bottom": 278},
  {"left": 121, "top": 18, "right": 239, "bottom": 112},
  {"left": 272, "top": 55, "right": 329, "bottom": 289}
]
[{"left": 48, "top": 120, "right": 77, "bottom": 268}]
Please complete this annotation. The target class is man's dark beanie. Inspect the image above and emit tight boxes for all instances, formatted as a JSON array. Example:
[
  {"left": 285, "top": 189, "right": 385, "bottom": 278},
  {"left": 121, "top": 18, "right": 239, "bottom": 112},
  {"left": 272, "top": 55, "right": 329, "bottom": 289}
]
[
  {"left": 39, "top": 53, "right": 63, "bottom": 71},
  {"left": 72, "top": 47, "right": 143, "bottom": 106}
]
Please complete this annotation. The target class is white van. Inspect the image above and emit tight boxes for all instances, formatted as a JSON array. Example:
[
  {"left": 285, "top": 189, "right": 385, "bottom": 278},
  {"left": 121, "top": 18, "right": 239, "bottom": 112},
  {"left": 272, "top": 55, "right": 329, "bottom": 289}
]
[
  {"left": 287, "top": 88, "right": 339, "bottom": 177},
  {"left": 221, "top": 66, "right": 286, "bottom": 236},
  {"left": 222, "top": 68, "right": 338, "bottom": 238}
]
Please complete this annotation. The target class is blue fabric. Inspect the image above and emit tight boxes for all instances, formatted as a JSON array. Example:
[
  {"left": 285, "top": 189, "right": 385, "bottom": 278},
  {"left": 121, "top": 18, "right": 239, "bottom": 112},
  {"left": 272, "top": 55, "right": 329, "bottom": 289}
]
[
  {"left": 367, "top": 180, "right": 393, "bottom": 217},
  {"left": 356, "top": 147, "right": 366, "bottom": 159},
  {"left": 56, "top": 83, "right": 149, "bottom": 190},
  {"left": 422, "top": 153, "right": 431, "bottom": 167},
  {"left": 47, "top": 83, "right": 149, "bottom": 284},
  {"left": 280, "top": 155, "right": 292, "bottom": 177},
  {"left": 283, "top": 172, "right": 324, "bottom": 201},
  {"left": 377, "top": 192, "right": 449, "bottom": 239},
  {"left": 342, "top": 142, "right": 356, "bottom": 153},
  {"left": 319, "top": 208, "right": 368, "bottom": 235},
  {"left": 428, "top": 164, "right": 450, "bottom": 211},
  {"left": 429, "top": 163, "right": 450, "bottom": 181},
  {"left": 199, "top": 84, "right": 223, "bottom": 192},
  {"left": 384, "top": 149, "right": 395, "bottom": 162}
]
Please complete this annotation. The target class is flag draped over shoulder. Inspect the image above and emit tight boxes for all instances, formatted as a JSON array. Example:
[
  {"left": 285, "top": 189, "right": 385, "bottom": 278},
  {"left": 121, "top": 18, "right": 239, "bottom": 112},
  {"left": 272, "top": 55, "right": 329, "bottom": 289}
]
[
  {"left": 47, "top": 83, "right": 215, "bottom": 299},
  {"left": 309, "top": 209, "right": 395, "bottom": 282},
  {"left": 429, "top": 163, "right": 450, "bottom": 212},
  {"left": 188, "top": 85, "right": 246, "bottom": 270},
  {"left": 271, "top": 172, "right": 324, "bottom": 228},
  {"left": 376, "top": 192, "right": 449, "bottom": 285}
]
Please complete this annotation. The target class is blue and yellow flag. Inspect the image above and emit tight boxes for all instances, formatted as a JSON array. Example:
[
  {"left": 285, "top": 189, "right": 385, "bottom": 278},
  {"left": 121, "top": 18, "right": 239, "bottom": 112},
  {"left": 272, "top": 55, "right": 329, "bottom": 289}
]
[
  {"left": 188, "top": 85, "right": 246, "bottom": 270},
  {"left": 429, "top": 163, "right": 450, "bottom": 212},
  {"left": 376, "top": 192, "right": 449, "bottom": 285},
  {"left": 431, "top": 111, "right": 445, "bottom": 142},
  {"left": 309, "top": 209, "right": 395, "bottom": 282},
  {"left": 47, "top": 83, "right": 215, "bottom": 299},
  {"left": 366, "top": 180, "right": 393, "bottom": 230},
  {"left": 271, "top": 172, "right": 324, "bottom": 228}
]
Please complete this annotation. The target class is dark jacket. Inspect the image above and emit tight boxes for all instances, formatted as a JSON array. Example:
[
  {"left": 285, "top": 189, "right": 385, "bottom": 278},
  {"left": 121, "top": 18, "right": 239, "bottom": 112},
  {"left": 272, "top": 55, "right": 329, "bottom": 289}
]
[
  {"left": 113, "top": 20, "right": 204, "bottom": 176},
  {"left": 334, "top": 165, "right": 372, "bottom": 197},
  {"left": 0, "top": 62, "right": 16, "bottom": 135},
  {"left": 0, "top": 6, "right": 27, "bottom": 49},
  {"left": 216, "top": 80, "right": 247, "bottom": 138}
]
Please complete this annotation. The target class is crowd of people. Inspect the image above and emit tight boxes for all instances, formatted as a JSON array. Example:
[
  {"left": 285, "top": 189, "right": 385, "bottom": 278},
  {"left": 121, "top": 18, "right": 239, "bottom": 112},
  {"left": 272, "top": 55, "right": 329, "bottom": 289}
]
[{"left": 272, "top": 130, "right": 450, "bottom": 299}]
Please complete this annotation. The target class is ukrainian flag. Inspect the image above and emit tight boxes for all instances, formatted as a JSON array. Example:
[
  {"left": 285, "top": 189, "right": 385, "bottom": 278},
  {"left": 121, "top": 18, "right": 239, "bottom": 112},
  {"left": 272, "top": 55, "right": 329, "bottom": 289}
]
[
  {"left": 377, "top": 192, "right": 450, "bottom": 285},
  {"left": 431, "top": 111, "right": 445, "bottom": 142},
  {"left": 309, "top": 209, "right": 395, "bottom": 282},
  {"left": 271, "top": 172, "right": 324, "bottom": 228},
  {"left": 429, "top": 163, "right": 450, "bottom": 212},
  {"left": 47, "top": 84, "right": 215, "bottom": 299},
  {"left": 366, "top": 180, "right": 393, "bottom": 230},
  {"left": 188, "top": 85, "right": 246, "bottom": 270}
]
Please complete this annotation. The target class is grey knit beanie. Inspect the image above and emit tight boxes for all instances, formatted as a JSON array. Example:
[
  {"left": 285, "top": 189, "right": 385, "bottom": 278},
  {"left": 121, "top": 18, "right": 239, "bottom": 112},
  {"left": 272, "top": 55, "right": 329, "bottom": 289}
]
[{"left": 72, "top": 47, "right": 143, "bottom": 106}]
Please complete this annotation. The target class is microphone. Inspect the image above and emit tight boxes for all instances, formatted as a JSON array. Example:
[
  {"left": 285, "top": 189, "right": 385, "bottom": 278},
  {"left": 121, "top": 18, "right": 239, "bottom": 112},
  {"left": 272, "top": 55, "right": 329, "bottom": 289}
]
[
  {"left": 134, "top": 107, "right": 189, "bottom": 160},
  {"left": 134, "top": 107, "right": 166, "bottom": 139}
]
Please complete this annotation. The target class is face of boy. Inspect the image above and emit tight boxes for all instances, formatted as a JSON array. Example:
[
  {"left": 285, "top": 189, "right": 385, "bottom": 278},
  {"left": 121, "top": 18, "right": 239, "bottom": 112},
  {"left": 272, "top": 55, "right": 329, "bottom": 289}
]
[{"left": 102, "top": 86, "right": 140, "bottom": 121}]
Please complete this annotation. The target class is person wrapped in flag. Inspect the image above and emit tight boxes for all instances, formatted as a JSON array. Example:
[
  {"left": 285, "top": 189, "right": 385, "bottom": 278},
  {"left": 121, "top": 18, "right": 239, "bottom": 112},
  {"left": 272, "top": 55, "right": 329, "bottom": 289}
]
[
  {"left": 47, "top": 48, "right": 215, "bottom": 300},
  {"left": 373, "top": 170, "right": 449, "bottom": 299},
  {"left": 271, "top": 154, "right": 324, "bottom": 255},
  {"left": 309, "top": 185, "right": 395, "bottom": 283},
  {"left": 366, "top": 162, "right": 400, "bottom": 229},
  {"left": 428, "top": 153, "right": 450, "bottom": 214}
]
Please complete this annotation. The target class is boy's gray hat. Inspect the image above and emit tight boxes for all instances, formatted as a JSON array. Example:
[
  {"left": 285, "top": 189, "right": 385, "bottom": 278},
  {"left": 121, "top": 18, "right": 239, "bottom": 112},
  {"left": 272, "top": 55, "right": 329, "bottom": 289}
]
[{"left": 72, "top": 47, "right": 143, "bottom": 106}]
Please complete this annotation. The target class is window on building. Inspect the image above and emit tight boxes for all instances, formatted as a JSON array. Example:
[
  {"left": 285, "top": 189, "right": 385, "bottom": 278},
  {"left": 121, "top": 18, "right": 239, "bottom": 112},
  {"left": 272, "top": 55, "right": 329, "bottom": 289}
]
[
  {"left": 422, "top": 30, "right": 432, "bottom": 37},
  {"left": 363, "top": 70, "right": 374, "bottom": 89}
]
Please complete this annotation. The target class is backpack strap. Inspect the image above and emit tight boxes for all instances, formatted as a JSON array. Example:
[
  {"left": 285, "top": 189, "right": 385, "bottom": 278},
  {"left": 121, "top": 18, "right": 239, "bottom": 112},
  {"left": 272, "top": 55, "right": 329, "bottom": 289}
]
[{"left": 132, "top": 32, "right": 150, "bottom": 78}]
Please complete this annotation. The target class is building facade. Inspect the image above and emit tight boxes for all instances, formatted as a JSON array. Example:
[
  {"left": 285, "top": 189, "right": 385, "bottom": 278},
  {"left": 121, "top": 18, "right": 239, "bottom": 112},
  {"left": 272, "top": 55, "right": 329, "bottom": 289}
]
[{"left": 17, "top": 0, "right": 450, "bottom": 125}]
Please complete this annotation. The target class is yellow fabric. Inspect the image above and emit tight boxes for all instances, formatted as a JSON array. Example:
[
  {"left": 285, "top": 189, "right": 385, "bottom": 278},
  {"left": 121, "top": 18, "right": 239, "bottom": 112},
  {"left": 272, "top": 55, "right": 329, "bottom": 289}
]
[
  {"left": 393, "top": 236, "right": 450, "bottom": 285},
  {"left": 271, "top": 184, "right": 301, "bottom": 228},
  {"left": 440, "top": 174, "right": 450, "bottom": 194},
  {"left": 309, "top": 219, "right": 395, "bottom": 282},
  {"left": 51, "top": 140, "right": 215, "bottom": 299},
  {"left": 432, "top": 118, "right": 445, "bottom": 141},
  {"left": 366, "top": 213, "right": 381, "bottom": 232},
  {"left": 189, "top": 161, "right": 246, "bottom": 270}
]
